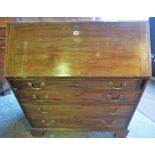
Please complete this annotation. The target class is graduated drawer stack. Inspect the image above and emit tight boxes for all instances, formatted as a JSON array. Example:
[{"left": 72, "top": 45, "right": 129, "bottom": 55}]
[
  {"left": 4, "top": 18, "right": 151, "bottom": 137},
  {"left": 9, "top": 77, "right": 145, "bottom": 137}
]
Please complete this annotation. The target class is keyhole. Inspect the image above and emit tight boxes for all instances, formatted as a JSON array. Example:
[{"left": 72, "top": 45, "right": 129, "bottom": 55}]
[{"left": 74, "top": 25, "right": 79, "bottom": 31}]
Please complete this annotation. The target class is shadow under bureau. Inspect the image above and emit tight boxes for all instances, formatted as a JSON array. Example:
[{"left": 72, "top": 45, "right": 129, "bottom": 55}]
[{"left": 4, "top": 18, "right": 151, "bottom": 137}]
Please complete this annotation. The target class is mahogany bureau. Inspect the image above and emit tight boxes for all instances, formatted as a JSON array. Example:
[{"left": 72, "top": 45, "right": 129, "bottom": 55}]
[{"left": 4, "top": 18, "right": 151, "bottom": 137}]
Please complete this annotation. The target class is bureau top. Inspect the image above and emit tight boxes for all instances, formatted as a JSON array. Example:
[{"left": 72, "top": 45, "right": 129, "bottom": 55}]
[{"left": 4, "top": 19, "right": 151, "bottom": 77}]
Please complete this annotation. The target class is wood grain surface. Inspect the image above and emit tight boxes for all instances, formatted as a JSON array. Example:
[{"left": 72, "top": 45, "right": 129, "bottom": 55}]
[
  {"left": 22, "top": 104, "right": 134, "bottom": 117},
  {"left": 13, "top": 89, "right": 140, "bottom": 105},
  {"left": 9, "top": 78, "right": 140, "bottom": 91},
  {"left": 30, "top": 117, "right": 129, "bottom": 129},
  {"left": 4, "top": 18, "right": 151, "bottom": 137},
  {"left": 4, "top": 21, "right": 151, "bottom": 77}
]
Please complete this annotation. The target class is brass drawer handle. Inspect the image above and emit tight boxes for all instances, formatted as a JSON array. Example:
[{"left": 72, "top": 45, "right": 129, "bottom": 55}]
[
  {"left": 74, "top": 117, "right": 81, "bottom": 123},
  {"left": 32, "top": 94, "right": 48, "bottom": 102},
  {"left": 102, "top": 120, "right": 115, "bottom": 127},
  {"left": 104, "top": 108, "right": 117, "bottom": 115},
  {"left": 38, "top": 107, "right": 52, "bottom": 114},
  {"left": 106, "top": 95, "right": 124, "bottom": 102},
  {"left": 0, "top": 26, "right": 5, "bottom": 28},
  {"left": 0, "top": 37, "right": 5, "bottom": 40},
  {"left": 75, "top": 83, "right": 80, "bottom": 86},
  {"left": 41, "top": 119, "right": 55, "bottom": 126},
  {"left": 27, "top": 82, "right": 46, "bottom": 90},
  {"left": 0, "top": 47, "right": 5, "bottom": 50},
  {"left": 108, "top": 81, "right": 126, "bottom": 90}
]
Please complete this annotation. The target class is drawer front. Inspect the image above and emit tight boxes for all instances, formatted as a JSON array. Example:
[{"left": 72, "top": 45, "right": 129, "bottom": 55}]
[
  {"left": 30, "top": 117, "right": 129, "bottom": 129},
  {"left": 14, "top": 90, "right": 140, "bottom": 105},
  {"left": 9, "top": 78, "right": 140, "bottom": 91},
  {"left": 22, "top": 104, "right": 134, "bottom": 117}
]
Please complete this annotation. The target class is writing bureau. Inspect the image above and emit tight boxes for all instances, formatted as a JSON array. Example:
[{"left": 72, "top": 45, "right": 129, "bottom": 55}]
[{"left": 4, "top": 18, "right": 151, "bottom": 137}]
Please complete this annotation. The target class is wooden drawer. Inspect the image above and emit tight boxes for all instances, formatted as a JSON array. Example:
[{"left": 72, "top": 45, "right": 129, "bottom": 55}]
[
  {"left": 14, "top": 90, "right": 140, "bottom": 105},
  {"left": 30, "top": 117, "right": 129, "bottom": 129},
  {"left": 9, "top": 78, "right": 140, "bottom": 91},
  {"left": 22, "top": 104, "right": 134, "bottom": 117}
]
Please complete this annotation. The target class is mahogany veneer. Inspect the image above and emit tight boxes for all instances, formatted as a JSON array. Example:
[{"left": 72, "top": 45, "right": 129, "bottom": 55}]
[{"left": 4, "top": 18, "right": 151, "bottom": 137}]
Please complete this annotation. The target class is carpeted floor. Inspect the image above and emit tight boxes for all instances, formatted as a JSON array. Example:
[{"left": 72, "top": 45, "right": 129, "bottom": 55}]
[
  {"left": 138, "top": 79, "right": 155, "bottom": 122},
  {"left": 0, "top": 80, "right": 155, "bottom": 138}
]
